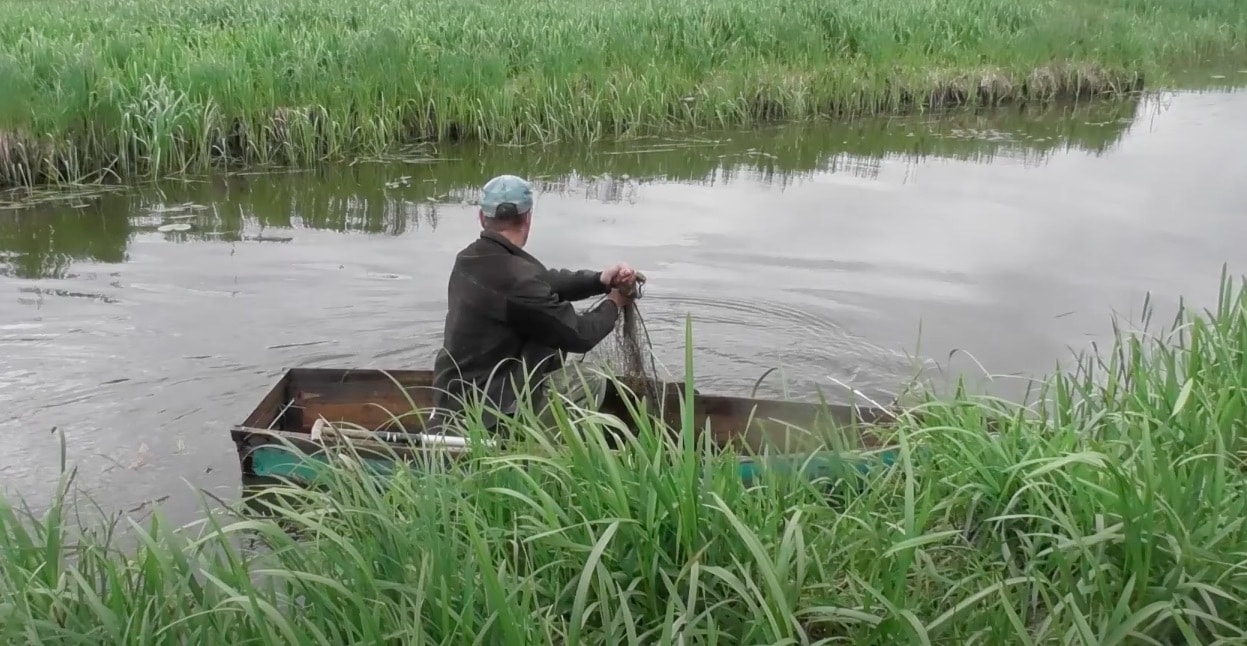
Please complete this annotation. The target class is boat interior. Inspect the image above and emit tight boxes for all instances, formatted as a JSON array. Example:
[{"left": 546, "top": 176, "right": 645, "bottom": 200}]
[{"left": 233, "top": 367, "right": 897, "bottom": 454}]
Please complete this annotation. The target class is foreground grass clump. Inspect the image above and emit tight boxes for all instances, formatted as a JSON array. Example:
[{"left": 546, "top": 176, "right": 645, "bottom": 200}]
[
  {"left": 0, "top": 0, "right": 1245, "bottom": 187},
  {"left": 4, "top": 272, "right": 1247, "bottom": 643}
]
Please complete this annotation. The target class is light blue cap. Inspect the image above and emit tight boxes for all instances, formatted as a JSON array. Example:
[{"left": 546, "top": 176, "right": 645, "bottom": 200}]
[{"left": 479, "top": 174, "right": 534, "bottom": 218}]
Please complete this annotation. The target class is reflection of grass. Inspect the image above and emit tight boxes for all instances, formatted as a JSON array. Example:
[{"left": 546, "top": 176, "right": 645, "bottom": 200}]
[
  {"left": 1, "top": 0, "right": 1244, "bottom": 187},
  {"left": 0, "top": 200, "right": 131, "bottom": 280},
  {"left": 0, "top": 98, "right": 1157, "bottom": 279},
  {"left": 5, "top": 272, "right": 1247, "bottom": 642}
]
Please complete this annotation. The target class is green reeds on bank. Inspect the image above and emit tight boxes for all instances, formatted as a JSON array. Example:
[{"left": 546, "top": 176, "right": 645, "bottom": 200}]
[
  {"left": 3, "top": 271, "right": 1247, "bottom": 643},
  {"left": 0, "top": 0, "right": 1245, "bottom": 188}
]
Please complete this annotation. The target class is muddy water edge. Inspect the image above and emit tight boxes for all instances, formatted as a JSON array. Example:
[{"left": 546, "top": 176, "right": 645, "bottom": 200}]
[{"left": 2, "top": 86, "right": 1246, "bottom": 523}]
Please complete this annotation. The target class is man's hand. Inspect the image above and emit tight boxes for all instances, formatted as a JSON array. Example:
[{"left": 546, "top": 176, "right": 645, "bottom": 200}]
[{"left": 601, "top": 263, "right": 645, "bottom": 292}]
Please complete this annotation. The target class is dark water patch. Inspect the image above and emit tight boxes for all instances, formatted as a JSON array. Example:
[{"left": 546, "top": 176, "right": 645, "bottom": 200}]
[
  {"left": 18, "top": 286, "right": 121, "bottom": 304},
  {"left": 265, "top": 340, "right": 336, "bottom": 350}
]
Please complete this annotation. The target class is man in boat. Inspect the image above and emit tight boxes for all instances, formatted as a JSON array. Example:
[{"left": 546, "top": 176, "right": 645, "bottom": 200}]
[{"left": 429, "top": 173, "right": 643, "bottom": 435}]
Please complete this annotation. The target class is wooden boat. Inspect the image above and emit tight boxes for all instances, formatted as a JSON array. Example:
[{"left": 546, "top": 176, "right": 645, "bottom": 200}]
[{"left": 230, "top": 367, "right": 901, "bottom": 487}]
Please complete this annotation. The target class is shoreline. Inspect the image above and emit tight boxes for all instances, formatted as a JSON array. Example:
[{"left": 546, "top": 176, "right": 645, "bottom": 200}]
[
  {"left": 0, "top": 68, "right": 1183, "bottom": 190},
  {"left": 0, "top": 91, "right": 1154, "bottom": 207},
  {"left": 2, "top": 74, "right": 1243, "bottom": 198}
]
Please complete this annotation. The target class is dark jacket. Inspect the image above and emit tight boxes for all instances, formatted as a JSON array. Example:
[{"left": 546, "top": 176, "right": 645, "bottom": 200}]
[{"left": 430, "top": 231, "right": 619, "bottom": 428}]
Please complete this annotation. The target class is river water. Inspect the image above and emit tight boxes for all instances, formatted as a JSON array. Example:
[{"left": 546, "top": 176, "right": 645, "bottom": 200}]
[{"left": 2, "top": 87, "right": 1246, "bottom": 522}]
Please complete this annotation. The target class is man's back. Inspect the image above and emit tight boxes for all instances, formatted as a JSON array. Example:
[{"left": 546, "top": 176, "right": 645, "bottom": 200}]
[{"left": 430, "top": 230, "right": 619, "bottom": 427}]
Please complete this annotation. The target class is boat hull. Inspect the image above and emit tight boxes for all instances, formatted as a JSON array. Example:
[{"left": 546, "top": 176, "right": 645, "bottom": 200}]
[{"left": 231, "top": 367, "right": 900, "bottom": 488}]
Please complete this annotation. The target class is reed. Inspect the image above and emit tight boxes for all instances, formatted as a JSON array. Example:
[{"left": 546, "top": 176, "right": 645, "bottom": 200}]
[
  {"left": 3, "top": 270, "right": 1247, "bottom": 642},
  {"left": 0, "top": 0, "right": 1244, "bottom": 188}
]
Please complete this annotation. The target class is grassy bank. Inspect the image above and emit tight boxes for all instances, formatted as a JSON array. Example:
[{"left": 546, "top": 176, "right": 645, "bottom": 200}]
[
  {"left": 3, "top": 271, "right": 1247, "bottom": 643},
  {"left": 1, "top": 0, "right": 1245, "bottom": 188}
]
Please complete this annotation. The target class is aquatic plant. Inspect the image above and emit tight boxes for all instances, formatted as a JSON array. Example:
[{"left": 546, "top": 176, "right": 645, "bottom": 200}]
[
  {"left": 0, "top": 0, "right": 1244, "bottom": 188},
  {"left": 3, "top": 270, "right": 1247, "bottom": 642}
]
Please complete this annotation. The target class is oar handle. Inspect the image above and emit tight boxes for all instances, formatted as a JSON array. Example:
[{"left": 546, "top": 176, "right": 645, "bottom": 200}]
[{"left": 311, "top": 418, "right": 492, "bottom": 449}]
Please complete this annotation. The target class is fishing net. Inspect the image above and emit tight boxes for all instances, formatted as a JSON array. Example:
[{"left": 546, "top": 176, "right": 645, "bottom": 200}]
[
  {"left": 579, "top": 282, "right": 662, "bottom": 405},
  {"left": 612, "top": 300, "right": 662, "bottom": 401}
]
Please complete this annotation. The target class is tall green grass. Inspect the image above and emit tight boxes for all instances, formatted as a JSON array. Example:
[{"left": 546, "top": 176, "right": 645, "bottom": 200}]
[
  {"left": 3, "top": 271, "right": 1247, "bottom": 642},
  {"left": 0, "top": 0, "right": 1244, "bottom": 188}
]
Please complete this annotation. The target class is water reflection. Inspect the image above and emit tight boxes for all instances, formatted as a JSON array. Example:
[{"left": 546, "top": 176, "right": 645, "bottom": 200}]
[
  {"left": 0, "top": 207, "right": 130, "bottom": 280},
  {"left": 0, "top": 98, "right": 1145, "bottom": 280}
]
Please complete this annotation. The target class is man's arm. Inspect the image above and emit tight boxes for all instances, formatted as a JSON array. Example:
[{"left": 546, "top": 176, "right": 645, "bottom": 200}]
[
  {"left": 506, "top": 275, "right": 618, "bottom": 354},
  {"left": 542, "top": 268, "right": 609, "bottom": 302}
]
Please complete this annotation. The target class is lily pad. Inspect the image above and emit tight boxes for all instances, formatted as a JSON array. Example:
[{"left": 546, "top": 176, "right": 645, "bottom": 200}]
[{"left": 156, "top": 223, "right": 192, "bottom": 233}]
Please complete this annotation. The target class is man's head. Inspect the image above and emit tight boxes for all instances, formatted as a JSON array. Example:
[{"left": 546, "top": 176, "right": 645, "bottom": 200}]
[{"left": 478, "top": 174, "right": 534, "bottom": 247}]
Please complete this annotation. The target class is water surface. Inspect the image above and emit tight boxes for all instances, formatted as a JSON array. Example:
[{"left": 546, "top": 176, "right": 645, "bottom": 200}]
[{"left": 2, "top": 89, "right": 1246, "bottom": 520}]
